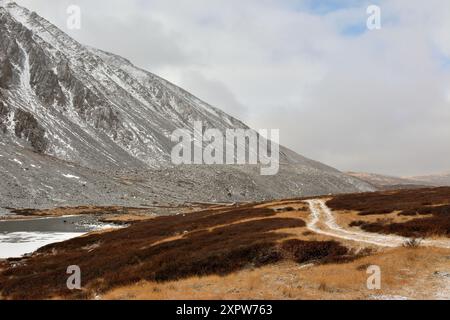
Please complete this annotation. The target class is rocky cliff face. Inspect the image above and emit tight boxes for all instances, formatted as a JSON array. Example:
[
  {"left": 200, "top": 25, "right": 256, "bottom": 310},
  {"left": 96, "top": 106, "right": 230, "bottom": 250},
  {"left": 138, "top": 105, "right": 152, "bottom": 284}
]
[
  {"left": 0, "top": 2, "right": 375, "bottom": 209},
  {"left": 0, "top": 2, "right": 256, "bottom": 169}
]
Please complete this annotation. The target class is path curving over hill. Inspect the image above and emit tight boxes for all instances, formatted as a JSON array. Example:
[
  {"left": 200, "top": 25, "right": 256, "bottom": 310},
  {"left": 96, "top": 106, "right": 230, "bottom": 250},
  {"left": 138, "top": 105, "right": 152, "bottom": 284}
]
[{"left": 305, "top": 199, "right": 450, "bottom": 249}]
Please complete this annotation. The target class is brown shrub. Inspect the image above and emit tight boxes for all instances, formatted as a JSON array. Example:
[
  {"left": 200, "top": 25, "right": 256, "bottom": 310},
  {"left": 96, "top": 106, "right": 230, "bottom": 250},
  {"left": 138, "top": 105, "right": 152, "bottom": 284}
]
[
  {"left": 0, "top": 200, "right": 337, "bottom": 299},
  {"left": 328, "top": 187, "right": 450, "bottom": 238},
  {"left": 280, "top": 239, "right": 352, "bottom": 264},
  {"left": 327, "top": 187, "right": 450, "bottom": 216},
  {"left": 357, "top": 216, "right": 450, "bottom": 238},
  {"left": 349, "top": 221, "right": 365, "bottom": 227},
  {"left": 0, "top": 200, "right": 361, "bottom": 300}
]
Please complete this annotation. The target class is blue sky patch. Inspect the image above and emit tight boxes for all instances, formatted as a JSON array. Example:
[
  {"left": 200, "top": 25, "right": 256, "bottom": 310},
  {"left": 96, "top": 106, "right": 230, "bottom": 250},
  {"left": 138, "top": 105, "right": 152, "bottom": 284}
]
[{"left": 296, "top": 0, "right": 366, "bottom": 15}]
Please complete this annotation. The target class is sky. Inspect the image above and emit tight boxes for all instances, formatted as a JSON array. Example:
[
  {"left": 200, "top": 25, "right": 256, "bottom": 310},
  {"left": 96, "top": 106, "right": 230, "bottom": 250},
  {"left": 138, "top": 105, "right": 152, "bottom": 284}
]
[{"left": 13, "top": 0, "right": 450, "bottom": 176}]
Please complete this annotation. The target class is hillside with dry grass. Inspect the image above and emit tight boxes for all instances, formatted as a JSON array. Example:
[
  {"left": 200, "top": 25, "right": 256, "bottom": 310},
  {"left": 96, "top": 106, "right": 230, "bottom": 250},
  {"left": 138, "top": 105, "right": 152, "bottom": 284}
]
[
  {"left": 328, "top": 187, "right": 450, "bottom": 238},
  {"left": 1, "top": 187, "right": 449, "bottom": 300}
]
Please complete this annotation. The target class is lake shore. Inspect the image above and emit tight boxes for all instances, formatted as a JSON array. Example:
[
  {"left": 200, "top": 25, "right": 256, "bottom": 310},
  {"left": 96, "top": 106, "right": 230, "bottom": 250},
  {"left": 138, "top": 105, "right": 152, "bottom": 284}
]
[{"left": 0, "top": 215, "right": 123, "bottom": 259}]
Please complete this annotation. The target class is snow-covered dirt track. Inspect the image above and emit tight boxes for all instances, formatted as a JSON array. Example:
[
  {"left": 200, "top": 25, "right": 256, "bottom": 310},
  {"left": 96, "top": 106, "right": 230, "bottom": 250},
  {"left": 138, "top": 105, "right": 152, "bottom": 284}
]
[{"left": 305, "top": 199, "right": 450, "bottom": 249}]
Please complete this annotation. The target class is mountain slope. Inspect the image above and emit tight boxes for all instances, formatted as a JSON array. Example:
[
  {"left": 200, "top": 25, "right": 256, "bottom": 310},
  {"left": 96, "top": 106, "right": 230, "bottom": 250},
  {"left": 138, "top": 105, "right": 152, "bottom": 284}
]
[
  {"left": 346, "top": 172, "right": 433, "bottom": 190},
  {"left": 0, "top": 1, "right": 324, "bottom": 170},
  {"left": 0, "top": 2, "right": 374, "bottom": 208},
  {"left": 0, "top": 136, "right": 373, "bottom": 209},
  {"left": 347, "top": 171, "right": 450, "bottom": 189},
  {"left": 408, "top": 173, "right": 450, "bottom": 187}
]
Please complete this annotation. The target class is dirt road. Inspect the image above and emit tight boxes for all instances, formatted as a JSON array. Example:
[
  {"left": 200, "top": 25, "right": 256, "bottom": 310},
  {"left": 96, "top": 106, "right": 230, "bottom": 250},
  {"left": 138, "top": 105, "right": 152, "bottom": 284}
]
[{"left": 305, "top": 199, "right": 450, "bottom": 248}]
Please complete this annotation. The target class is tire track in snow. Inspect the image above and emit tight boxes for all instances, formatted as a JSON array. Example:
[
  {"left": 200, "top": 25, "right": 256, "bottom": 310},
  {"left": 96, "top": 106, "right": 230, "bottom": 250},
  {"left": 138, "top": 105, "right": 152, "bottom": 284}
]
[{"left": 305, "top": 199, "right": 450, "bottom": 248}]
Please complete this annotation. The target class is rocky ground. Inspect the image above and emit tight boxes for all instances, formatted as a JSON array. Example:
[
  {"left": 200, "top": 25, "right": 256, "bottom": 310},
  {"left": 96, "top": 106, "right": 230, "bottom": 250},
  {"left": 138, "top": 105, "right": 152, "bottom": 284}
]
[{"left": 0, "top": 137, "right": 374, "bottom": 210}]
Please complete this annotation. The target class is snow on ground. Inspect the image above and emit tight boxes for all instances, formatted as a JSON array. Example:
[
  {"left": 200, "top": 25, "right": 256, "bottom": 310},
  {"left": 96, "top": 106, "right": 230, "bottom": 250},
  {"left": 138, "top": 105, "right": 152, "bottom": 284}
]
[
  {"left": 62, "top": 173, "right": 80, "bottom": 179},
  {"left": 0, "top": 214, "right": 123, "bottom": 259},
  {"left": 11, "top": 158, "right": 23, "bottom": 165},
  {"left": 369, "top": 294, "right": 410, "bottom": 300},
  {"left": 0, "top": 231, "right": 85, "bottom": 259}
]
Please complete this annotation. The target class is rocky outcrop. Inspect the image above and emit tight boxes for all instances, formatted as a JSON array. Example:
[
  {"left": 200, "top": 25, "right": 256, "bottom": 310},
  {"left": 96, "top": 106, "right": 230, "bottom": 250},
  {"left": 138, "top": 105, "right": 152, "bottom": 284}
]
[
  {"left": 13, "top": 109, "right": 47, "bottom": 153},
  {"left": 0, "top": 99, "right": 8, "bottom": 133}
]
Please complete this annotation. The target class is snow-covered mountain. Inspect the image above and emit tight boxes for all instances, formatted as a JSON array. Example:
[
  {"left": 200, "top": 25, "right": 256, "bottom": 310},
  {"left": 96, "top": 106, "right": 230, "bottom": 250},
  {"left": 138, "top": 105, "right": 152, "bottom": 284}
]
[
  {"left": 0, "top": 2, "right": 374, "bottom": 208},
  {"left": 0, "top": 1, "right": 317, "bottom": 169}
]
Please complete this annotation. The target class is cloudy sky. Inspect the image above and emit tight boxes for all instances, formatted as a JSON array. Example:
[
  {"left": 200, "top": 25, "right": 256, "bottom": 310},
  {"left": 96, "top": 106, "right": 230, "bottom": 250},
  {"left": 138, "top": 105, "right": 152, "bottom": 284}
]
[{"left": 14, "top": 0, "right": 450, "bottom": 176}]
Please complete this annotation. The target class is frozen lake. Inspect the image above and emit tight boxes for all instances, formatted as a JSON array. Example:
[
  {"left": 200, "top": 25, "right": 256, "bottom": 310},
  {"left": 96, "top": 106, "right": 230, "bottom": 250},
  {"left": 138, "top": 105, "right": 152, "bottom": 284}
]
[{"left": 0, "top": 215, "right": 117, "bottom": 259}]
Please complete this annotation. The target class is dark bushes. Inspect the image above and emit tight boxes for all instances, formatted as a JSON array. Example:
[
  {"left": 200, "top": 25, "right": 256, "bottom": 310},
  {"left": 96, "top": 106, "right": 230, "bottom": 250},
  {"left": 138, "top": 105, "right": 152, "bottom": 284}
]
[
  {"left": 329, "top": 187, "right": 450, "bottom": 238},
  {"left": 399, "top": 204, "right": 450, "bottom": 216},
  {"left": 280, "top": 239, "right": 352, "bottom": 264},
  {"left": 327, "top": 187, "right": 450, "bottom": 216},
  {"left": 0, "top": 202, "right": 359, "bottom": 300},
  {"left": 353, "top": 216, "right": 450, "bottom": 238},
  {"left": 0, "top": 203, "right": 359, "bottom": 299}
]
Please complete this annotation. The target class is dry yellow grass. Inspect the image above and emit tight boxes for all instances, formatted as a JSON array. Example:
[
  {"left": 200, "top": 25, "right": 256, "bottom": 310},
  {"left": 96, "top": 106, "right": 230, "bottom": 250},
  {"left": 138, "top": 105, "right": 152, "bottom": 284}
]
[
  {"left": 332, "top": 209, "right": 450, "bottom": 242},
  {"left": 101, "top": 200, "right": 450, "bottom": 300},
  {"left": 103, "top": 246, "right": 450, "bottom": 300},
  {"left": 99, "top": 213, "right": 156, "bottom": 223}
]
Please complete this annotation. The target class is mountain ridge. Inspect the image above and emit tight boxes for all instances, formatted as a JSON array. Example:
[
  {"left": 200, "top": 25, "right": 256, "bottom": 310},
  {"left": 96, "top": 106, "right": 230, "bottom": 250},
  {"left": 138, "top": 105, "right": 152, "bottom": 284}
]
[
  {"left": 0, "top": 2, "right": 375, "bottom": 208},
  {"left": 347, "top": 171, "right": 450, "bottom": 190}
]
